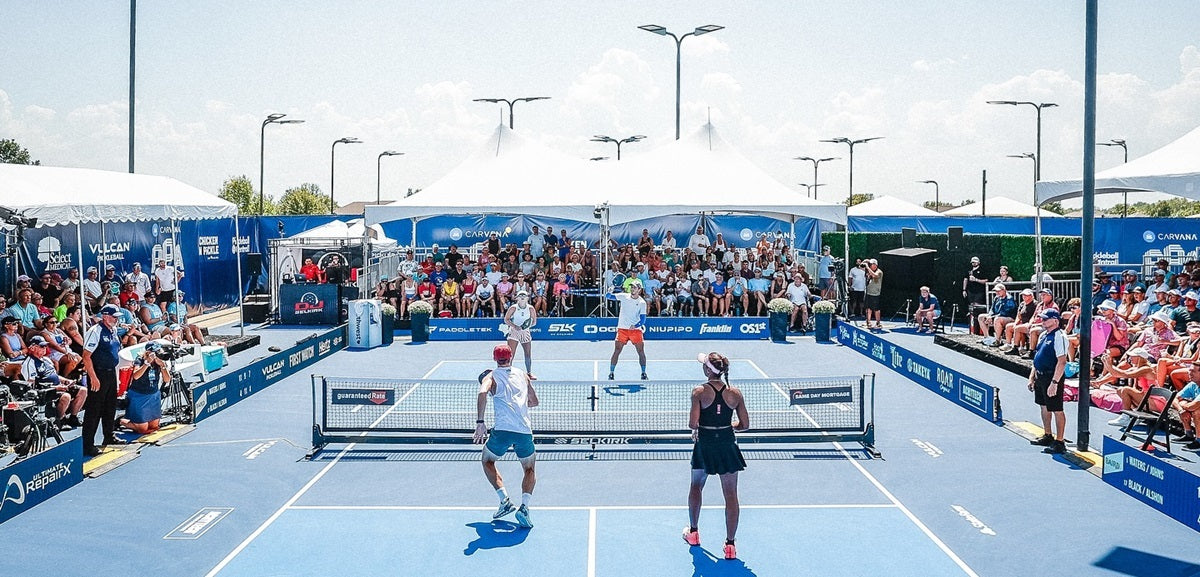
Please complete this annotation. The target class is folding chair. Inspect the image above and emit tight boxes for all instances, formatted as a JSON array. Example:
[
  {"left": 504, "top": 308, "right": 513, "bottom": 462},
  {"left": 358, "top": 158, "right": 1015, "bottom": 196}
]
[{"left": 1119, "top": 386, "right": 1180, "bottom": 452}]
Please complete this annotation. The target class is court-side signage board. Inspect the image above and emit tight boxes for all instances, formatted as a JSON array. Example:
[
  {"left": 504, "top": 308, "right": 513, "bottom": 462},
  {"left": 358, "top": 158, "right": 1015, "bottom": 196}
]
[
  {"left": 0, "top": 438, "right": 83, "bottom": 525},
  {"left": 1102, "top": 436, "right": 1200, "bottom": 533},
  {"left": 425, "top": 317, "right": 770, "bottom": 341},
  {"left": 836, "top": 323, "right": 1002, "bottom": 423}
]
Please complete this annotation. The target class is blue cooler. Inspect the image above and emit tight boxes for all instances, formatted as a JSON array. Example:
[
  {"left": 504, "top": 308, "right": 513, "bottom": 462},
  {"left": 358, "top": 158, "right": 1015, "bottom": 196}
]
[{"left": 202, "top": 345, "right": 226, "bottom": 372}]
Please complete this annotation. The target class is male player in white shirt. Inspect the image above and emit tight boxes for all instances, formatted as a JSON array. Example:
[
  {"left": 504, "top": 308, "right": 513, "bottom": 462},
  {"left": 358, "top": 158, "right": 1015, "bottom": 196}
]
[
  {"left": 605, "top": 280, "right": 649, "bottom": 380},
  {"left": 474, "top": 344, "right": 540, "bottom": 528}
]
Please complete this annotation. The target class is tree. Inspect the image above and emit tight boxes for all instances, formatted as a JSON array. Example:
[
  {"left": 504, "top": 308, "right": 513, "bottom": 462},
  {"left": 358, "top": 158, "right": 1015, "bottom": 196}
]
[
  {"left": 278, "top": 183, "right": 331, "bottom": 215},
  {"left": 846, "top": 193, "right": 874, "bottom": 207},
  {"left": 1041, "top": 202, "right": 1064, "bottom": 215},
  {"left": 218, "top": 175, "right": 275, "bottom": 215},
  {"left": 0, "top": 139, "right": 39, "bottom": 165}
]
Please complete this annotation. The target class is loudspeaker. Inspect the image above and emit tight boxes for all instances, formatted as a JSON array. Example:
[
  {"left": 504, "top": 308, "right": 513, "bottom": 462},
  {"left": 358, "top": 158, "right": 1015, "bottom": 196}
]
[
  {"left": 901, "top": 228, "right": 917, "bottom": 248},
  {"left": 947, "top": 227, "right": 963, "bottom": 251},
  {"left": 246, "top": 253, "right": 263, "bottom": 276},
  {"left": 877, "top": 247, "right": 938, "bottom": 316},
  {"left": 242, "top": 303, "right": 268, "bottom": 324}
]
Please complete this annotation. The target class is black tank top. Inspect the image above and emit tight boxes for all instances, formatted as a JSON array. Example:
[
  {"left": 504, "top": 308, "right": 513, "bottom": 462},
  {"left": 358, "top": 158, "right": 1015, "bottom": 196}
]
[{"left": 698, "top": 382, "right": 734, "bottom": 428}]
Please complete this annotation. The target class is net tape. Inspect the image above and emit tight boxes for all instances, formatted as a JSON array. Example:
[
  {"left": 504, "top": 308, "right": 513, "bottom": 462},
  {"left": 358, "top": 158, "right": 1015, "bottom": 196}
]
[{"left": 316, "top": 375, "right": 872, "bottom": 439}]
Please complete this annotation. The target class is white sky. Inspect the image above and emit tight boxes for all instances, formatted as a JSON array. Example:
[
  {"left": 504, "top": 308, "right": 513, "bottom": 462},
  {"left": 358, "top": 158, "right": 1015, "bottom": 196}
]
[{"left": 2, "top": 1, "right": 1198, "bottom": 210}]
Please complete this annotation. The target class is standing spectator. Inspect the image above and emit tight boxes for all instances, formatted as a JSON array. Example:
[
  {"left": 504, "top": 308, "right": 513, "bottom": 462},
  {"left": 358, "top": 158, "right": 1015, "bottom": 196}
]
[
  {"left": 485, "top": 233, "right": 501, "bottom": 257},
  {"left": 914, "top": 286, "right": 941, "bottom": 333},
  {"left": 864, "top": 259, "right": 884, "bottom": 330},
  {"left": 848, "top": 259, "right": 868, "bottom": 318},
  {"left": 324, "top": 254, "right": 349, "bottom": 285},
  {"left": 979, "top": 284, "right": 1017, "bottom": 343},
  {"left": 543, "top": 226, "right": 559, "bottom": 260},
  {"left": 153, "top": 258, "right": 181, "bottom": 309},
  {"left": 1027, "top": 310, "right": 1068, "bottom": 454},
  {"left": 993, "top": 265, "right": 1014, "bottom": 284},
  {"left": 528, "top": 225, "right": 545, "bottom": 259},
  {"left": 445, "top": 244, "right": 465, "bottom": 270},
  {"left": 962, "top": 256, "right": 987, "bottom": 308},
  {"left": 81, "top": 304, "right": 125, "bottom": 457},
  {"left": 688, "top": 226, "right": 711, "bottom": 256},
  {"left": 817, "top": 246, "right": 835, "bottom": 300},
  {"left": 661, "top": 230, "right": 677, "bottom": 252},
  {"left": 785, "top": 274, "right": 811, "bottom": 332},
  {"left": 126, "top": 262, "right": 152, "bottom": 301}
]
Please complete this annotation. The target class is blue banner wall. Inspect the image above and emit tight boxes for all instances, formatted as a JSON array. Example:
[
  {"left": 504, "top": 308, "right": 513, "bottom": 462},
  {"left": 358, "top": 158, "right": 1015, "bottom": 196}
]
[
  {"left": 425, "top": 316, "right": 769, "bottom": 341},
  {"left": 836, "top": 322, "right": 1002, "bottom": 423},
  {"left": 1102, "top": 435, "right": 1200, "bottom": 533},
  {"left": 0, "top": 437, "right": 83, "bottom": 525}
]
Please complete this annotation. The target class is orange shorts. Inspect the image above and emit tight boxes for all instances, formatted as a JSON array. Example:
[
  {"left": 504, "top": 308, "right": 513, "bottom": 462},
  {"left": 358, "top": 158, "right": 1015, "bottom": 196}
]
[{"left": 616, "top": 328, "right": 644, "bottom": 345}]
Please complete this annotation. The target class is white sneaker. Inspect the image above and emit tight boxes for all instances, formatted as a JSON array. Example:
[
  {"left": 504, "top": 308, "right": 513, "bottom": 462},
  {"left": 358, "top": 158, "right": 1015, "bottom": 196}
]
[{"left": 1108, "top": 414, "right": 1131, "bottom": 427}]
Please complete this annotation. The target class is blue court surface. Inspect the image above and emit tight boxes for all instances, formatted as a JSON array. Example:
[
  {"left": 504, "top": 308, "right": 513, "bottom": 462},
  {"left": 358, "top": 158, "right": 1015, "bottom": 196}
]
[{"left": 4, "top": 331, "right": 1200, "bottom": 576}]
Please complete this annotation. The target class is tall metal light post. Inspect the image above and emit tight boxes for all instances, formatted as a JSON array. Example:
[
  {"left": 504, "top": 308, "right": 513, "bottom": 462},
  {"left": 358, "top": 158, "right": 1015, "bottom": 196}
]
[
  {"left": 128, "top": 0, "right": 136, "bottom": 173},
  {"left": 259, "top": 114, "right": 305, "bottom": 215},
  {"left": 798, "top": 183, "right": 826, "bottom": 199},
  {"left": 472, "top": 97, "right": 551, "bottom": 129},
  {"left": 821, "top": 136, "right": 883, "bottom": 316},
  {"left": 794, "top": 156, "right": 838, "bottom": 201},
  {"left": 1007, "top": 152, "right": 1041, "bottom": 283},
  {"left": 638, "top": 24, "right": 724, "bottom": 140},
  {"left": 987, "top": 100, "right": 1057, "bottom": 282},
  {"left": 376, "top": 151, "right": 404, "bottom": 205},
  {"left": 917, "top": 180, "right": 940, "bottom": 212},
  {"left": 330, "top": 137, "right": 362, "bottom": 214},
  {"left": 1098, "top": 138, "right": 1128, "bottom": 216},
  {"left": 591, "top": 134, "right": 645, "bottom": 160}
]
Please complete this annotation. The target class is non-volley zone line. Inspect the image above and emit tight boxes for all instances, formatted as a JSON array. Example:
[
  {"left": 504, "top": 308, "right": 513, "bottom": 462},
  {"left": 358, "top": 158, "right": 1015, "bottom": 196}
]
[
  {"left": 744, "top": 360, "right": 981, "bottom": 577},
  {"left": 202, "top": 361, "right": 446, "bottom": 577},
  {"left": 287, "top": 504, "right": 899, "bottom": 511}
]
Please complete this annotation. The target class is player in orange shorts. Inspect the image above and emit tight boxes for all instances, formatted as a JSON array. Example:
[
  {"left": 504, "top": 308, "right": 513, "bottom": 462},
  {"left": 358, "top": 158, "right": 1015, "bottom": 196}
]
[{"left": 606, "top": 280, "right": 649, "bottom": 380}]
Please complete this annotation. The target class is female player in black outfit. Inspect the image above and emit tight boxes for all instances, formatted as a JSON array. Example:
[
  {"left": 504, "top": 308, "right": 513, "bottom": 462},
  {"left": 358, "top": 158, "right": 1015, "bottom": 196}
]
[{"left": 683, "top": 352, "right": 749, "bottom": 560}]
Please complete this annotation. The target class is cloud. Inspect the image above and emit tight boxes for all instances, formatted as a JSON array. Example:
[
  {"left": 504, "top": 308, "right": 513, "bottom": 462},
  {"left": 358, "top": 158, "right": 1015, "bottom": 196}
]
[{"left": 912, "top": 57, "right": 957, "bottom": 72}]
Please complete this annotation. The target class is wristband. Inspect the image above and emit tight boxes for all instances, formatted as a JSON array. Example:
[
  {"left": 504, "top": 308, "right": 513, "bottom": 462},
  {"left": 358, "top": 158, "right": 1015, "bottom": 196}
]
[{"left": 476, "top": 419, "right": 485, "bottom": 424}]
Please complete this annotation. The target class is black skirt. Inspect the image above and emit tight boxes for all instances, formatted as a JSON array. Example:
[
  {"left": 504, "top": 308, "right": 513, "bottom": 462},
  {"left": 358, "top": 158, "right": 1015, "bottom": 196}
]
[{"left": 690, "top": 428, "right": 746, "bottom": 475}]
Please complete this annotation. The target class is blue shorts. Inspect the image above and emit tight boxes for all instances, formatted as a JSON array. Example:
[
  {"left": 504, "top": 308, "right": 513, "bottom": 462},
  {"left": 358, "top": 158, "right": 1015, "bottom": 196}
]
[{"left": 485, "top": 429, "right": 536, "bottom": 459}]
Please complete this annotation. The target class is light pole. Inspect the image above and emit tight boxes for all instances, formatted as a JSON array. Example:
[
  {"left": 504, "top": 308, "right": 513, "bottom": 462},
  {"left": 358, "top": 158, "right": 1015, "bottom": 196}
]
[
  {"left": 917, "top": 180, "right": 940, "bottom": 212},
  {"left": 260, "top": 113, "right": 305, "bottom": 215},
  {"left": 472, "top": 97, "right": 551, "bottom": 129},
  {"left": 988, "top": 100, "right": 1057, "bottom": 282},
  {"left": 1098, "top": 138, "right": 1128, "bottom": 217},
  {"left": 377, "top": 151, "right": 404, "bottom": 205},
  {"left": 794, "top": 156, "right": 838, "bottom": 201},
  {"left": 591, "top": 134, "right": 645, "bottom": 160},
  {"left": 821, "top": 136, "right": 883, "bottom": 316},
  {"left": 330, "top": 137, "right": 362, "bottom": 214},
  {"left": 797, "top": 183, "right": 826, "bottom": 199},
  {"left": 1007, "top": 152, "right": 1042, "bottom": 284},
  {"left": 638, "top": 23, "right": 724, "bottom": 140}
]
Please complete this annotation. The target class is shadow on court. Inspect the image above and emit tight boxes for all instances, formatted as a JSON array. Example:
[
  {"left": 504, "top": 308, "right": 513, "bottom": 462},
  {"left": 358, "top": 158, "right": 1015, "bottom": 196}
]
[
  {"left": 463, "top": 520, "right": 530, "bottom": 555},
  {"left": 1093, "top": 546, "right": 1200, "bottom": 577},
  {"left": 690, "top": 547, "right": 759, "bottom": 576}
]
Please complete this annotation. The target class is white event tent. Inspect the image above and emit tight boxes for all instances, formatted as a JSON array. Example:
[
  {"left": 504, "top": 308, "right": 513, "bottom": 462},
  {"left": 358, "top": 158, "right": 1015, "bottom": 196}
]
[
  {"left": 1036, "top": 124, "right": 1200, "bottom": 204},
  {"left": 847, "top": 195, "right": 942, "bottom": 217},
  {"left": 943, "top": 196, "right": 1061, "bottom": 217}
]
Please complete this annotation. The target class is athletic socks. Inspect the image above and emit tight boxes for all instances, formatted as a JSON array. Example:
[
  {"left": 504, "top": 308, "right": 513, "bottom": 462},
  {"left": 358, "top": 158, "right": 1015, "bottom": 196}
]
[
  {"left": 525, "top": 359, "right": 532, "bottom": 373},
  {"left": 610, "top": 364, "right": 616, "bottom": 374},
  {"left": 521, "top": 492, "right": 532, "bottom": 507},
  {"left": 497, "top": 488, "right": 508, "bottom": 503},
  {"left": 640, "top": 364, "right": 647, "bottom": 373}
]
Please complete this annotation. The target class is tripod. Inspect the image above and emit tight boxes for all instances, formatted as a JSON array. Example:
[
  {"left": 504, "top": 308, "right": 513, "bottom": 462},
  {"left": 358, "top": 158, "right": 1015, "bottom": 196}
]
[
  {"left": 159, "top": 357, "right": 193, "bottom": 425},
  {"left": 890, "top": 298, "right": 912, "bottom": 325}
]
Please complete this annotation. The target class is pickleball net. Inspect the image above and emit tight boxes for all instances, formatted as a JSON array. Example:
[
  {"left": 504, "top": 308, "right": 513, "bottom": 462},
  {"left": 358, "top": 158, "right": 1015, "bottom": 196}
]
[{"left": 311, "top": 374, "right": 875, "bottom": 452}]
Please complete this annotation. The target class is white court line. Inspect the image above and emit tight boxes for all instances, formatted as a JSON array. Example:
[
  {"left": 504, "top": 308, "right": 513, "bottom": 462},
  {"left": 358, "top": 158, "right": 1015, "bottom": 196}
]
[
  {"left": 744, "top": 360, "right": 980, "bottom": 577},
  {"left": 203, "top": 361, "right": 446, "bottom": 577},
  {"left": 587, "top": 508, "right": 597, "bottom": 577},
  {"left": 286, "top": 504, "right": 897, "bottom": 511}
]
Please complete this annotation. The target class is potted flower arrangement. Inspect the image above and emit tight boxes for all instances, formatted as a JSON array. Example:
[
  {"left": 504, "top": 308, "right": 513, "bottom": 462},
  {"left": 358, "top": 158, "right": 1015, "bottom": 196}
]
[
  {"left": 379, "top": 302, "right": 397, "bottom": 345},
  {"left": 811, "top": 299, "right": 837, "bottom": 343},
  {"left": 766, "top": 298, "right": 794, "bottom": 342},
  {"left": 407, "top": 300, "right": 433, "bottom": 343}
]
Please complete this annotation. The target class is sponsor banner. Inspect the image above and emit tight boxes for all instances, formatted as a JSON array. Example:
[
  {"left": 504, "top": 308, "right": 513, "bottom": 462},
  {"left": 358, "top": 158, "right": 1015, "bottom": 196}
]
[
  {"left": 279, "top": 283, "right": 339, "bottom": 325},
  {"left": 331, "top": 389, "right": 396, "bottom": 405},
  {"left": 426, "top": 317, "right": 771, "bottom": 341},
  {"left": 1102, "top": 435, "right": 1200, "bottom": 532},
  {"left": 193, "top": 326, "right": 346, "bottom": 423},
  {"left": 0, "top": 437, "right": 83, "bottom": 525},
  {"left": 789, "top": 386, "right": 854, "bottom": 405},
  {"left": 836, "top": 322, "right": 1001, "bottom": 423}
]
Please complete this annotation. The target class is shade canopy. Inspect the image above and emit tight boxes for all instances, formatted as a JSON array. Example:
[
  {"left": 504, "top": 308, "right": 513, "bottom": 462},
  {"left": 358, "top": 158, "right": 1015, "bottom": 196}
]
[
  {"left": 943, "top": 196, "right": 1062, "bottom": 217},
  {"left": 293, "top": 218, "right": 395, "bottom": 246},
  {"left": 847, "top": 195, "right": 942, "bottom": 217},
  {"left": 0, "top": 163, "right": 236, "bottom": 226},
  {"left": 1036, "top": 124, "right": 1200, "bottom": 205}
]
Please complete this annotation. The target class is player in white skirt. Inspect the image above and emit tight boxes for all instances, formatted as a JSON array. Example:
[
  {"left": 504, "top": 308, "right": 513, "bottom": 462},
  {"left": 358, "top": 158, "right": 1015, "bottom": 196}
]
[{"left": 502, "top": 289, "right": 537, "bottom": 372}]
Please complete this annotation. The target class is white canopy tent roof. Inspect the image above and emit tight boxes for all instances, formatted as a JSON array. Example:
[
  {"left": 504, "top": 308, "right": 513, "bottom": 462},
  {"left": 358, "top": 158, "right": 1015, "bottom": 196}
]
[
  {"left": 0, "top": 163, "right": 236, "bottom": 225},
  {"left": 364, "top": 123, "right": 846, "bottom": 228},
  {"left": 1037, "top": 124, "right": 1200, "bottom": 205},
  {"left": 942, "top": 196, "right": 1062, "bottom": 217},
  {"left": 847, "top": 195, "right": 942, "bottom": 217},
  {"left": 293, "top": 218, "right": 396, "bottom": 247}
]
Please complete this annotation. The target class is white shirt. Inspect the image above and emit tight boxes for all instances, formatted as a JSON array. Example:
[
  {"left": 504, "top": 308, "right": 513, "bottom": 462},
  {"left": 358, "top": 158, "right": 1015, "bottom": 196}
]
[
  {"left": 688, "top": 233, "right": 710, "bottom": 253},
  {"left": 614, "top": 292, "right": 647, "bottom": 329},
  {"left": 490, "top": 366, "right": 532, "bottom": 434},
  {"left": 786, "top": 282, "right": 811, "bottom": 306},
  {"left": 127, "top": 271, "right": 151, "bottom": 300},
  {"left": 661, "top": 235, "right": 676, "bottom": 251},
  {"left": 82, "top": 278, "right": 103, "bottom": 298},
  {"left": 153, "top": 266, "right": 178, "bottom": 292},
  {"left": 508, "top": 303, "right": 532, "bottom": 329},
  {"left": 849, "top": 267, "right": 867, "bottom": 292}
]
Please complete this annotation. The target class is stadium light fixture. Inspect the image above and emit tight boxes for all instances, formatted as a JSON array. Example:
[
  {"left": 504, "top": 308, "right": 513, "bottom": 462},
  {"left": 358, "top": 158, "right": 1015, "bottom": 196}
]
[
  {"left": 259, "top": 113, "right": 305, "bottom": 215},
  {"left": 472, "top": 97, "right": 551, "bottom": 129},
  {"left": 591, "top": 134, "right": 646, "bottom": 160},
  {"left": 330, "top": 137, "right": 363, "bottom": 214},
  {"left": 638, "top": 23, "right": 724, "bottom": 139}
]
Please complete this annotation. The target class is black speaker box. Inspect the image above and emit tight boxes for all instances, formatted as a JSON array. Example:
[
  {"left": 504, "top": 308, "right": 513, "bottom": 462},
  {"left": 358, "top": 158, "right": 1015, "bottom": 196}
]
[
  {"left": 242, "top": 303, "right": 269, "bottom": 324},
  {"left": 901, "top": 227, "right": 917, "bottom": 248},
  {"left": 246, "top": 253, "right": 263, "bottom": 275},
  {"left": 877, "top": 247, "right": 938, "bottom": 316},
  {"left": 947, "top": 227, "right": 963, "bottom": 251}
]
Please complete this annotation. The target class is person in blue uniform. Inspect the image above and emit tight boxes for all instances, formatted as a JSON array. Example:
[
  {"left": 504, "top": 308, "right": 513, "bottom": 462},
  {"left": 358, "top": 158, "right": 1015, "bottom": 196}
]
[{"left": 683, "top": 352, "right": 749, "bottom": 561}]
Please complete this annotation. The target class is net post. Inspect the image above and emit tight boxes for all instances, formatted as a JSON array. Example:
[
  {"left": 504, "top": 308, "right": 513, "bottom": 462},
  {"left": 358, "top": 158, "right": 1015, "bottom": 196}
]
[{"left": 311, "top": 375, "right": 325, "bottom": 454}]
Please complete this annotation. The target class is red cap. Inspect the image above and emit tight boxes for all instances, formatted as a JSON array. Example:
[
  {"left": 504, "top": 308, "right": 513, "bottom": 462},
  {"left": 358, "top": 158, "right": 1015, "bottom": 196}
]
[{"left": 493, "top": 344, "right": 513, "bottom": 363}]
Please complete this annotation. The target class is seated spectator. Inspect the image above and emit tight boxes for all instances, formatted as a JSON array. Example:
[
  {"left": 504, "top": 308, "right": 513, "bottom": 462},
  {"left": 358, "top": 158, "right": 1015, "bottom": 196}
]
[
  {"left": 1062, "top": 298, "right": 1083, "bottom": 362},
  {"left": 54, "top": 291, "right": 78, "bottom": 322},
  {"left": 710, "top": 272, "right": 730, "bottom": 317},
  {"left": 747, "top": 269, "right": 770, "bottom": 316},
  {"left": 1001, "top": 289, "right": 1038, "bottom": 353},
  {"left": 979, "top": 283, "right": 1017, "bottom": 342},
  {"left": 785, "top": 273, "right": 811, "bottom": 332},
  {"left": 914, "top": 286, "right": 941, "bottom": 333},
  {"left": 1100, "top": 349, "right": 1159, "bottom": 427},
  {"left": 1115, "top": 292, "right": 1138, "bottom": 324},
  {"left": 1172, "top": 291, "right": 1200, "bottom": 335},
  {"left": 659, "top": 273, "right": 678, "bottom": 316},
  {"left": 82, "top": 266, "right": 104, "bottom": 308},
  {"left": 38, "top": 315, "right": 81, "bottom": 378},
  {"left": 552, "top": 273, "right": 572, "bottom": 314},
  {"left": 1096, "top": 300, "right": 1130, "bottom": 359},
  {"left": 728, "top": 269, "right": 748, "bottom": 317},
  {"left": 692, "top": 276, "right": 711, "bottom": 317},
  {"left": 417, "top": 277, "right": 438, "bottom": 309},
  {"left": 496, "top": 273, "right": 515, "bottom": 311},
  {"left": 1156, "top": 322, "right": 1200, "bottom": 389},
  {"left": 117, "top": 341, "right": 167, "bottom": 435},
  {"left": 531, "top": 273, "right": 549, "bottom": 317},
  {"left": 1130, "top": 310, "right": 1181, "bottom": 363},
  {"left": 1025, "top": 289, "right": 1061, "bottom": 355},
  {"left": 1171, "top": 362, "right": 1200, "bottom": 449},
  {"left": 2, "top": 316, "right": 28, "bottom": 363},
  {"left": 675, "top": 276, "right": 695, "bottom": 317},
  {"left": 6, "top": 289, "right": 40, "bottom": 334},
  {"left": 18, "top": 335, "right": 85, "bottom": 431},
  {"left": 165, "top": 298, "right": 205, "bottom": 344},
  {"left": 993, "top": 266, "right": 1014, "bottom": 284},
  {"left": 440, "top": 276, "right": 461, "bottom": 317},
  {"left": 30, "top": 292, "right": 53, "bottom": 319},
  {"left": 117, "top": 281, "right": 140, "bottom": 309},
  {"left": 643, "top": 276, "right": 662, "bottom": 315},
  {"left": 139, "top": 299, "right": 168, "bottom": 338},
  {"left": 475, "top": 277, "right": 497, "bottom": 317}
]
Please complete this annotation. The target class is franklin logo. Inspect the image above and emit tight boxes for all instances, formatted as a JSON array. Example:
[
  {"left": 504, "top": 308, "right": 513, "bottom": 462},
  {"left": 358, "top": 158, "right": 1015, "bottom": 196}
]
[
  {"left": 449, "top": 227, "right": 463, "bottom": 241},
  {"left": 699, "top": 323, "right": 732, "bottom": 334},
  {"left": 0, "top": 474, "right": 25, "bottom": 513}
]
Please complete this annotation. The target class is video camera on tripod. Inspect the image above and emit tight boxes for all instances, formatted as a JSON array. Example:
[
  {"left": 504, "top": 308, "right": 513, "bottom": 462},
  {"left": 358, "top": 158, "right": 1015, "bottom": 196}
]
[{"left": 1, "top": 379, "right": 64, "bottom": 457}]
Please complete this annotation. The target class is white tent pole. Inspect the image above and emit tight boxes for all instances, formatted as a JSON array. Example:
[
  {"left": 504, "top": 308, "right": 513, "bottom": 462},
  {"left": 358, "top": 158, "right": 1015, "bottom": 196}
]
[
  {"left": 77, "top": 222, "right": 87, "bottom": 331},
  {"left": 411, "top": 217, "right": 417, "bottom": 250},
  {"left": 234, "top": 215, "right": 244, "bottom": 337},
  {"left": 171, "top": 217, "right": 181, "bottom": 333},
  {"left": 1034, "top": 207, "right": 1044, "bottom": 290}
]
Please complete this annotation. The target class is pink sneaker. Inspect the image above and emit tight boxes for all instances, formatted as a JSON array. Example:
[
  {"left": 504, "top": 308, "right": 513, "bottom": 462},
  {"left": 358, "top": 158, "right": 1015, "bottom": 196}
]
[
  {"left": 723, "top": 541, "right": 737, "bottom": 560},
  {"left": 682, "top": 527, "right": 700, "bottom": 546}
]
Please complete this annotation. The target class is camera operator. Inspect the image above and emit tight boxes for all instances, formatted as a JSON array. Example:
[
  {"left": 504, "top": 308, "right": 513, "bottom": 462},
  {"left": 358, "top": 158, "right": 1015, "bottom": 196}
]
[
  {"left": 117, "top": 342, "right": 167, "bottom": 435},
  {"left": 19, "top": 335, "right": 86, "bottom": 431}
]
